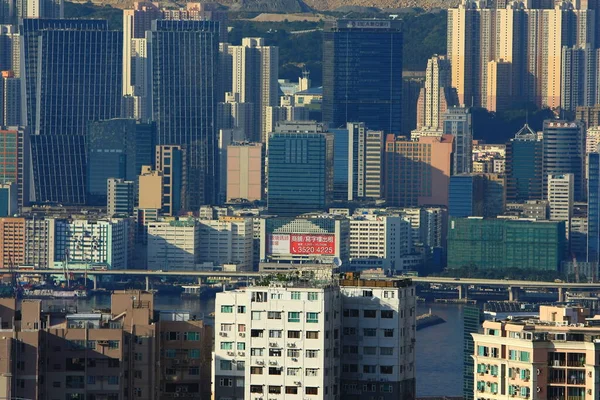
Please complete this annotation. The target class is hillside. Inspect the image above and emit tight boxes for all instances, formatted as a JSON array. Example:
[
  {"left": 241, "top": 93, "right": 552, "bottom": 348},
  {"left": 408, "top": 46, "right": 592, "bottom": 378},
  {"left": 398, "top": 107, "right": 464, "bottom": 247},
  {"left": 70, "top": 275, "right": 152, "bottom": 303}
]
[{"left": 79, "top": 0, "right": 458, "bottom": 11}]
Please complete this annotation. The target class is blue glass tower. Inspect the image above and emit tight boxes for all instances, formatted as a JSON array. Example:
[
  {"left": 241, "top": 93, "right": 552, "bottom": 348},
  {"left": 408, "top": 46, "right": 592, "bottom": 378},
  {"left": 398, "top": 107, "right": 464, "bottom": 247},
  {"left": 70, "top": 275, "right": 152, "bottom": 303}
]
[
  {"left": 26, "top": 21, "right": 122, "bottom": 204},
  {"left": 506, "top": 124, "right": 543, "bottom": 202},
  {"left": 322, "top": 20, "right": 403, "bottom": 133},
  {"left": 330, "top": 127, "right": 349, "bottom": 201},
  {"left": 267, "top": 131, "right": 333, "bottom": 216},
  {"left": 449, "top": 175, "right": 482, "bottom": 217},
  {"left": 148, "top": 20, "right": 219, "bottom": 208},
  {"left": 588, "top": 153, "right": 600, "bottom": 263}
]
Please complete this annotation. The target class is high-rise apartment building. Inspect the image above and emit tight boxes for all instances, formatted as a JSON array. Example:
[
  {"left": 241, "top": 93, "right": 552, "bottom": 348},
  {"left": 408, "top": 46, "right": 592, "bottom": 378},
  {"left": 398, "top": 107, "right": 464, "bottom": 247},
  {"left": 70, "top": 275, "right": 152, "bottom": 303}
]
[
  {"left": 226, "top": 142, "right": 264, "bottom": 202},
  {"left": 449, "top": 173, "right": 506, "bottom": 218},
  {"left": 0, "top": 127, "right": 29, "bottom": 210},
  {"left": 212, "top": 274, "right": 416, "bottom": 400},
  {"left": 0, "top": 71, "right": 20, "bottom": 126},
  {"left": 16, "top": 0, "right": 63, "bottom": 20},
  {"left": 23, "top": 19, "right": 122, "bottom": 205},
  {"left": 267, "top": 122, "right": 333, "bottom": 216},
  {"left": 506, "top": 124, "right": 544, "bottom": 202},
  {"left": 217, "top": 92, "right": 255, "bottom": 140},
  {"left": 561, "top": 45, "right": 600, "bottom": 111},
  {"left": 228, "top": 37, "right": 279, "bottom": 142},
  {"left": 0, "top": 25, "right": 19, "bottom": 75},
  {"left": 471, "top": 305, "right": 600, "bottom": 400},
  {"left": 444, "top": 106, "right": 472, "bottom": 175},
  {"left": 348, "top": 123, "right": 384, "bottom": 201},
  {"left": 486, "top": 59, "right": 512, "bottom": 112},
  {"left": 576, "top": 105, "right": 600, "bottom": 128},
  {"left": 463, "top": 306, "right": 481, "bottom": 400},
  {"left": 447, "top": 0, "right": 597, "bottom": 110},
  {"left": 148, "top": 20, "right": 219, "bottom": 208},
  {"left": 414, "top": 54, "right": 458, "bottom": 136},
  {"left": 264, "top": 99, "right": 310, "bottom": 139},
  {"left": 0, "top": 291, "right": 212, "bottom": 400},
  {"left": 547, "top": 173, "right": 574, "bottom": 222},
  {"left": 107, "top": 178, "right": 135, "bottom": 217},
  {"left": 323, "top": 20, "right": 403, "bottom": 133},
  {"left": 385, "top": 134, "right": 454, "bottom": 207},
  {"left": 542, "top": 120, "right": 585, "bottom": 201}
]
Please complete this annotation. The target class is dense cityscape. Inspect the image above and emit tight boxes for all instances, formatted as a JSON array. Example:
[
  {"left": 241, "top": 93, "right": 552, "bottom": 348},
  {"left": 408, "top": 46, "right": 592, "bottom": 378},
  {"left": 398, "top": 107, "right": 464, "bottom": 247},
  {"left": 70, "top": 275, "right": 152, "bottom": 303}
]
[{"left": 0, "top": 0, "right": 598, "bottom": 399}]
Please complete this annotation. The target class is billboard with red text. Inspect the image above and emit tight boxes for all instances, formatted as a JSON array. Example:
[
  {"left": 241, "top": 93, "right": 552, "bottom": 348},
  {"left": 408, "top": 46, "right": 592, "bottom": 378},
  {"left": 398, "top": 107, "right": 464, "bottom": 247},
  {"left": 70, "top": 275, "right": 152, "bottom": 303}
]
[{"left": 268, "top": 234, "right": 335, "bottom": 255}]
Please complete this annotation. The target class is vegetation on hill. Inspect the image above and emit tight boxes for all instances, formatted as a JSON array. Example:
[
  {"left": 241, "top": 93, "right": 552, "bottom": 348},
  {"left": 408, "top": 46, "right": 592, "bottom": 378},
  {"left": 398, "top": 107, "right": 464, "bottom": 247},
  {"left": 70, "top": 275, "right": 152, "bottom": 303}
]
[
  {"left": 472, "top": 104, "right": 555, "bottom": 143},
  {"left": 64, "top": 1, "right": 123, "bottom": 30}
]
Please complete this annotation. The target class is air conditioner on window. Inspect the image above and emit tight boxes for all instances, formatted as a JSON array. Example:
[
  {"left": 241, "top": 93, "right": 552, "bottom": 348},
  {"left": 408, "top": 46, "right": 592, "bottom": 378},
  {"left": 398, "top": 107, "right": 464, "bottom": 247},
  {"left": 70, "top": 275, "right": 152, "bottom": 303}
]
[
  {"left": 291, "top": 358, "right": 298, "bottom": 362},
  {"left": 294, "top": 381, "right": 302, "bottom": 386},
  {"left": 269, "top": 361, "right": 277, "bottom": 366},
  {"left": 238, "top": 352, "right": 245, "bottom": 356},
  {"left": 239, "top": 333, "right": 246, "bottom": 337},
  {"left": 256, "top": 360, "right": 264, "bottom": 365},
  {"left": 227, "top": 351, "right": 235, "bottom": 356},
  {"left": 288, "top": 343, "right": 296, "bottom": 348}
]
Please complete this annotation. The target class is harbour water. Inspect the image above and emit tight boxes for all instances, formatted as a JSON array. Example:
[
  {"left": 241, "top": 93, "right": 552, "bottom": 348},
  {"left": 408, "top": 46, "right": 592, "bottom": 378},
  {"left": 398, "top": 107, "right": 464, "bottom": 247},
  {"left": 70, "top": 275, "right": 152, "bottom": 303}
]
[{"left": 45, "top": 295, "right": 464, "bottom": 398}]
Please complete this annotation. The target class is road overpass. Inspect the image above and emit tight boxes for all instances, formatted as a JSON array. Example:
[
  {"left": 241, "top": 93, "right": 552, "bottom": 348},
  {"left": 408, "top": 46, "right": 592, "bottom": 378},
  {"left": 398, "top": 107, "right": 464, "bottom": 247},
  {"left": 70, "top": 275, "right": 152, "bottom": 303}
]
[{"left": 6, "top": 269, "right": 599, "bottom": 300}]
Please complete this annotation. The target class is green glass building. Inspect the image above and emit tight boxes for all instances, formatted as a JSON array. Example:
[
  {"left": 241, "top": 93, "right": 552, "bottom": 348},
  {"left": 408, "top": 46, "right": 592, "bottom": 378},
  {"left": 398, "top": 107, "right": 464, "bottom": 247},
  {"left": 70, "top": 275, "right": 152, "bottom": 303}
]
[
  {"left": 463, "top": 306, "right": 482, "bottom": 400},
  {"left": 447, "top": 217, "right": 566, "bottom": 270}
]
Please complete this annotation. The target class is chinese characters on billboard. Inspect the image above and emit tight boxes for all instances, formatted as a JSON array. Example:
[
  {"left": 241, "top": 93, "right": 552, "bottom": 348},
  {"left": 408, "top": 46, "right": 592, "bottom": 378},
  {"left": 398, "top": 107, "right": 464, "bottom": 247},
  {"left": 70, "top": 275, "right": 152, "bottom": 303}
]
[{"left": 268, "top": 234, "right": 335, "bottom": 255}]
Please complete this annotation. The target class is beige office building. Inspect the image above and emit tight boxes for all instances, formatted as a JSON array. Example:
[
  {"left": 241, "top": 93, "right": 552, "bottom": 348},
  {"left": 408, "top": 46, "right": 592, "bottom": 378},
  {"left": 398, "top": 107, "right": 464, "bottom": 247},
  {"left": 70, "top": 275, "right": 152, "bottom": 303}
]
[
  {"left": 138, "top": 165, "right": 163, "bottom": 210},
  {"left": 226, "top": 142, "right": 264, "bottom": 202}
]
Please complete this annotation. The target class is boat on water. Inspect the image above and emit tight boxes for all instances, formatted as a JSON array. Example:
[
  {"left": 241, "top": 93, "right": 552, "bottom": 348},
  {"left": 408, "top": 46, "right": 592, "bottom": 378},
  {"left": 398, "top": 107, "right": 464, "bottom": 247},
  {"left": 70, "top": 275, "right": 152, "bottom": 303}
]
[
  {"left": 181, "top": 284, "right": 225, "bottom": 299},
  {"left": 23, "top": 288, "right": 88, "bottom": 299}
]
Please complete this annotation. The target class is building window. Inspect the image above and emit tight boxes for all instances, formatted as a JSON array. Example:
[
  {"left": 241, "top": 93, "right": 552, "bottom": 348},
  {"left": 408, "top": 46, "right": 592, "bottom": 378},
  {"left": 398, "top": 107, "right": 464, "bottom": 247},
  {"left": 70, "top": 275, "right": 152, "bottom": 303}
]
[
  {"left": 220, "top": 324, "right": 233, "bottom": 332},
  {"left": 185, "top": 332, "right": 200, "bottom": 341},
  {"left": 220, "top": 342, "right": 233, "bottom": 350},
  {"left": 237, "top": 306, "right": 246, "bottom": 313},
  {"left": 381, "top": 310, "right": 394, "bottom": 318},
  {"left": 221, "top": 305, "right": 233, "bottom": 313},
  {"left": 237, "top": 361, "right": 245, "bottom": 371},
  {"left": 287, "top": 368, "right": 301, "bottom": 376},
  {"left": 188, "top": 349, "right": 200, "bottom": 359},
  {"left": 383, "top": 291, "right": 395, "bottom": 299},
  {"left": 220, "top": 360, "right": 233, "bottom": 371},
  {"left": 305, "top": 387, "right": 319, "bottom": 395},
  {"left": 306, "top": 312, "right": 319, "bottom": 323},
  {"left": 236, "top": 378, "right": 244, "bottom": 387},
  {"left": 363, "top": 310, "right": 376, "bottom": 318},
  {"left": 363, "top": 328, "right": 376, "bottom": 337},
  {"left": 288, "top": 312, "right": 301, "bottom": 322},
  {"left": 220, "top": 378, "right": 233, "bottom": 387},
  {"left": 108, "top": 376, "right": 119, "bottom": 385},
  {"left": 251, "top": 348, "right": 263, "bottom": 356},
  {"left": 287, "top": 349, "right": 300, "bottom": 357},
  {"left": 520, "top": 351, "right": 530, "bottom": 362},
  {"left": 251, "top": 292, "right": 267, "bottom": 302},
  {"left": 305, "top": 350, "right": 318, "bottom": 358},
  {"left": 344, "top": 327, "right": 356, "bottom": 336},
  {"left": 238, "top": 324, "right": 246, "bottom": 332},
  {"left": 268, "top": 386, "right": 281, "bottom": 394},
  {"left": 364, "top": 346, "right": 377, "bottom": 355},
  {"left": 383, "top": 329, "right": 394, "bottom": 337},
  {"left": 343, "top": 309, "right": 359, "bottom": 317},
  {"left": 251, "top": 367, "right": 263, "bottom": 375},
  {"left": 363, "top": 365, "right": 376, "bottom": 374},
  {"left": 308, "top": 292, "right": 319, "bottom": 301},
  {"left": 380, "top": 366, "right": 393, "bottom": 374},
  {"left": 305, "top": 368, "right": 318, "bottom": 377},
  {"left": 251, "top": 329, "right": 263, "bottom": 338},
  {"left": 381, "top": 384, "right": 393, "bottom": 393},
  {"left": 108, "top": 340, "right": 119, "bottom": 349},
  {"left": 165, "top": 349, "right": 176, "bottom": 358},
  {"left": 291, "top": 292, "right": 301, "bottom": 300},
  {"left": 237, "top": 342, "right": 246, "bottom": 351},
  {"left": 286, "top": 386, "right": 298, "bottom": 394},
  {"left": 167, "top": 332, "right": 180, "bottom": 340},
  {"left": 269, "top": 330, "right": 283, "bottom": 338},
  {"left": 288, "top": 330, "right": 301, "bottom": 339},
  {"left": 269, "top": 367, "right": 282, "bottom": 375},
  {"left": 251, "top": 311, "right": 262, "bottom": 320},
  {"left": 250, "top": 385, "right": 263, "bottom": 393},
  {"left": 268, "top": 311, "right": 282, "bottom": 320},
  {"left": 306, "top": 331, "right": 319, "bottom": 339},
  {"left": 380, "top": 347, "right": 394, "bottom": 356},
  {"left": 507, "top": 349, "right": 516, "bottom": 360},
  {"left": 362, "top": 290, "right": 373, "bottom": 297},
  {"left": 87, "top": 376, "right": 96, "bottom": 385},
  {"left": 188, "top": 367, "right": 199, "bottom": 375},
  {"left": 269, "top": 348, "right": 282, "bottom": 357}
]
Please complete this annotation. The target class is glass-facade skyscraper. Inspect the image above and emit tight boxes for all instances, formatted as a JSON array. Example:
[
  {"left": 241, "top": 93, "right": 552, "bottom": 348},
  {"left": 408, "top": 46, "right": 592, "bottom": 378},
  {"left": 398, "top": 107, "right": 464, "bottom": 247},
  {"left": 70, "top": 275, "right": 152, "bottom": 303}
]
[
  {"left": 267, "top": 131, "right": 333, "bottom": 216},
  {"left": 148, "top": 20, "right": 219, "bottom": 208},
  {"left": 588, "top": 153, "right": 600, "bottom": 263},
  {"left": 322, "top": 20, "right": 403, "bottom": 133},
  {"left": 506, "top": 124, "right": 543, "bottom": 203},
  {"left": 86, "top": 119, "right": 155, "bottom": 205}
]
